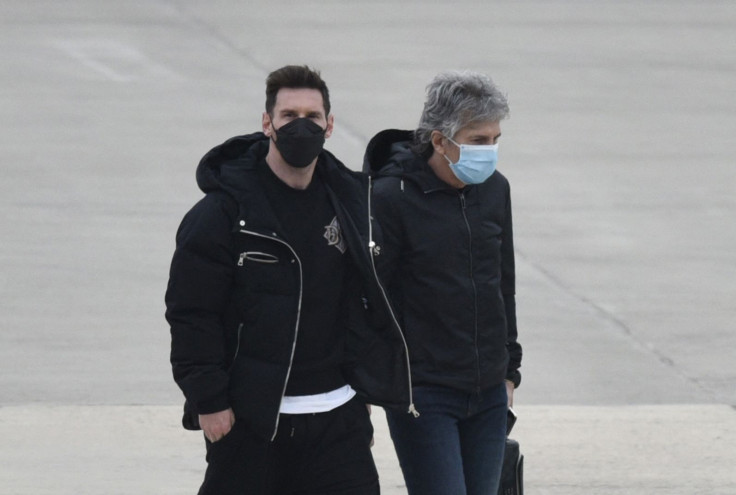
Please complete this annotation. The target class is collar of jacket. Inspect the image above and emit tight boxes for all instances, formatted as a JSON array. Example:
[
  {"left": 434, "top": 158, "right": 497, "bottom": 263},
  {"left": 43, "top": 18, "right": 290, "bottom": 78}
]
[{"left": 389, "top": 150, "right": 461, "bottom": 195}]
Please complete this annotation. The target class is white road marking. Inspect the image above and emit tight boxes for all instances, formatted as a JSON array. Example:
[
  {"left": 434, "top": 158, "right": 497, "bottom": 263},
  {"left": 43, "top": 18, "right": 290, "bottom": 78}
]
[{"left": 53, "top": 39, "right": 182, "bottom": 82}]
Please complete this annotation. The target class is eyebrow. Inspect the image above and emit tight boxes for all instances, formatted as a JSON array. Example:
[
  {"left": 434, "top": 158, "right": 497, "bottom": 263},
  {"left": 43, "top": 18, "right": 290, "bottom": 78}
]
[
  {"left": 468, "top": 132, "right": 501, "bottom": 141},
  {"left": 278, "top": 108, "right": 324, "bottom": 118}
]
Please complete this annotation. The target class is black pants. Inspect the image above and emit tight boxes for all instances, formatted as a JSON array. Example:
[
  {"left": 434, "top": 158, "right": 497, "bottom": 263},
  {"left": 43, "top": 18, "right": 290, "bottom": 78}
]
[{"left": 197, "top": 396, "right": 379, "bottom": 495}]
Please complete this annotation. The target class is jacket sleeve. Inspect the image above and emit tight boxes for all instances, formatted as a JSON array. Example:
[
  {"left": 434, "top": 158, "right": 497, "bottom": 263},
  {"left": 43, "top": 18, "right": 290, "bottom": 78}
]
[
  {"left": 501, "top": 184, "right": 522, "bottom": 388},
  {"left": 165, "top": 194, "right": 236, "bottom": 415}
]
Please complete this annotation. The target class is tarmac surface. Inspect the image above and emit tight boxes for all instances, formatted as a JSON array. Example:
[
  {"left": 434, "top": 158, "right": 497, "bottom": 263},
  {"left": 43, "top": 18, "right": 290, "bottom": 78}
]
[{"left": 1, "top": 1, "right": 735, "bottom": 494}]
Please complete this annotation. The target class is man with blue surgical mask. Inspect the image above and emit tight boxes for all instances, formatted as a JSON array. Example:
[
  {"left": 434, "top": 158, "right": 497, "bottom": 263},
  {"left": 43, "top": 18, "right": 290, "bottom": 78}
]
[{"left": 363, "top": 70, "right": 522, "bottom": 495}]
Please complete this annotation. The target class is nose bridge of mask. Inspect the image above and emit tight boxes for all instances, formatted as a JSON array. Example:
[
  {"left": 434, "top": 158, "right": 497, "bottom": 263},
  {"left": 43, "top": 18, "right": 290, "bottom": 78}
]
[
  {"left": 445, "top": 136, "right": 498, "bottom": 165},
  {"left": 277, "top": 117, "right": 325, "bottom": 136},
  {"left": 449, "top": 137, "right": 498, "bottom": 154}
]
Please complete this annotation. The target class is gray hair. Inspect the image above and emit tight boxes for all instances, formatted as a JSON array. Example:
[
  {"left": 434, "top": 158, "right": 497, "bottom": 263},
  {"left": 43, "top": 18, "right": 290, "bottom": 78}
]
[{"left": 414, "top": 71, "right": 509, "bottom": 156}]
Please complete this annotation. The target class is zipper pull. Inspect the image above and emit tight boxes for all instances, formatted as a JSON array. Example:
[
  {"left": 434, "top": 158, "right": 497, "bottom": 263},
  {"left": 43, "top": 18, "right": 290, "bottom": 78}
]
[
  {"left": 237, "top": 252, "right": 246, "bottom": 266},
  {"left": 408, "top": 403, "right": 420, "bottom": 418},
  {"left": 459, "top": 192, "right": 466, "bottom": 209},
  {"left": 369, "top": 241, "right": 381, "bottom": 256}
]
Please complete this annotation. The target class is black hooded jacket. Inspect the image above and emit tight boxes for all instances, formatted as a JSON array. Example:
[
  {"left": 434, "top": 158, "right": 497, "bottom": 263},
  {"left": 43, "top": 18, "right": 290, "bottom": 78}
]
[
  {"left": 165, "top": 133, "right": 412, "bottom": 441},
  {"left": 364, "top": 129, "right": 522, "bottom": 393}
]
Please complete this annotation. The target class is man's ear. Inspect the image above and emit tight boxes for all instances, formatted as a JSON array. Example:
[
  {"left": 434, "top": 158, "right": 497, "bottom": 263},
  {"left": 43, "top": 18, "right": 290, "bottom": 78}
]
[
  {"left": 262, "top": 112, "right": 273, "bottom": 136},
  {"left": 431, "top": 130, "right": 447, "bottom": 155},
  {"left": 324, "top": 114, "right": 335, "bottom": 139}
]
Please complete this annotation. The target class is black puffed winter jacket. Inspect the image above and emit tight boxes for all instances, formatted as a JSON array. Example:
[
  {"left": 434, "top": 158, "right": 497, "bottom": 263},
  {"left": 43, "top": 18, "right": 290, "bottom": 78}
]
[
  {"left": 364, "top": 129, "right": 522, "bottom": 393},
  {"left": 166, "top": 133, "right": 412, "bottom": 441}
]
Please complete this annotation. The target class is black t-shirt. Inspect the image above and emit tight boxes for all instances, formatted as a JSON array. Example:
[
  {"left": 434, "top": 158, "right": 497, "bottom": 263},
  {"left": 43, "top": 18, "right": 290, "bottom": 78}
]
[{"left": 259, "top": 159, "right": 349, "bottom": 396}]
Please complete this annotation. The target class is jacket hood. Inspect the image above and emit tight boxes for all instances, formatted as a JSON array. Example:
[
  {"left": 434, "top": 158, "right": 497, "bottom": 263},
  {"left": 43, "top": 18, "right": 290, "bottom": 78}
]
[
  {"left": 195, "top": 132, "right": 269, "bottom": 197},
  {"left": 362, "top": 129, "right": 415, "bottom": 177},
  {"left": 363, "top": 128, "right": 457, "bottom": 193}
]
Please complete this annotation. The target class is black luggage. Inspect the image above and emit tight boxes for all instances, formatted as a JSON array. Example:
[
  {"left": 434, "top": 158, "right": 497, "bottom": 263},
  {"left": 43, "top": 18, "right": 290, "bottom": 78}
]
[{"left": 498, "top": 408, "right": 524, "bottom": 495}]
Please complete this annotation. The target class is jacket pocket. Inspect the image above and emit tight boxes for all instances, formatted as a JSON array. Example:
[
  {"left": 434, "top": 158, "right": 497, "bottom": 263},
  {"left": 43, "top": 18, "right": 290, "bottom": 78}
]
[
  {"left": 204, "top": 421, "right": 245, "bottom": 464},
  {"left": 235, "top": 251, "right": 297, "bottom": 295},
  {"left": 237, "top": 251, "right": 279, "bottom": 265}
]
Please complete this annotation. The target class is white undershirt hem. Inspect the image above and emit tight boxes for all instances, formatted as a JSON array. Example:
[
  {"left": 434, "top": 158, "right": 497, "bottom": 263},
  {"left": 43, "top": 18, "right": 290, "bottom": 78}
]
[{"left": 279, "top": 384, "right": 356, "bottom": 414}]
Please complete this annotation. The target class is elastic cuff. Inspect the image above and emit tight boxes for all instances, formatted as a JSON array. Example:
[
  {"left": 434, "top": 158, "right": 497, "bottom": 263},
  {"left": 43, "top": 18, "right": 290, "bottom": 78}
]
[{"left": 506, "top": 370, "right": 521, "bottom": 389}]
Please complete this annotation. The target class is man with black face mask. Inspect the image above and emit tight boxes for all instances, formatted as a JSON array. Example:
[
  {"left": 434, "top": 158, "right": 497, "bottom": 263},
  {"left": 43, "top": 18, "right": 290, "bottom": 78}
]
[{"left": 165, "top": 65, "right": 413, "bottom": 495}]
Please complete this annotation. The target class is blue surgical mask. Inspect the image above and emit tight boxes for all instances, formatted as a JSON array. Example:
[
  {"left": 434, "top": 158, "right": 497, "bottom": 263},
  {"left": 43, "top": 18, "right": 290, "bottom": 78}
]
[{"left": 443, "top": 137, "right": 498, "bottom": 185}]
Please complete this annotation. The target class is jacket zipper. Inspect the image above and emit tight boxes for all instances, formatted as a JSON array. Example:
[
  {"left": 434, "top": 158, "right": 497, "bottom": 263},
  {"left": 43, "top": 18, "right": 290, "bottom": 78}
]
[
  {"left": 367, "top": 176, "right": 419, "bottom": 417},
  {"left": 239, "top": 227, "right": 303, "bottom": 441},
  {"left": 459, "top": 192, "right": 482, "bottom": 394}
]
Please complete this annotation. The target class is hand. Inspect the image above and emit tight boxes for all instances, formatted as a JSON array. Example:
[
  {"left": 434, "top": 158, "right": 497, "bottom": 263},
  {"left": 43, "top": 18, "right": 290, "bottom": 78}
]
[
  {"left": 199, "top": 408, "right": 235, "bottom": 443},
  {"left": 505, "top": 380, "right": 515, "bottom": 408}
]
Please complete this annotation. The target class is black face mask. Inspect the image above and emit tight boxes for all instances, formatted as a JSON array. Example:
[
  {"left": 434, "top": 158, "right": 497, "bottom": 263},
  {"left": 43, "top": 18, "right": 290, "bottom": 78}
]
[{"left": 271, "top": 117, "right": 326, "bottom": 168}]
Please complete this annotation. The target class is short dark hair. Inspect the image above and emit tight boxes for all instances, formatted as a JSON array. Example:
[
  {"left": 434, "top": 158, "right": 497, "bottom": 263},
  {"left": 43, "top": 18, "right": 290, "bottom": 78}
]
[{"left": 265, "top": 65, "right": 331, "bottom": 116}]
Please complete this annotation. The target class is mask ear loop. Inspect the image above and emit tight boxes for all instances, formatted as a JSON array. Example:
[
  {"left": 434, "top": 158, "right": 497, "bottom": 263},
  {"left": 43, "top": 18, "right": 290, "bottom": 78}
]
[{"left": 442, "top": 135, "right": 461, "bottom": 165}]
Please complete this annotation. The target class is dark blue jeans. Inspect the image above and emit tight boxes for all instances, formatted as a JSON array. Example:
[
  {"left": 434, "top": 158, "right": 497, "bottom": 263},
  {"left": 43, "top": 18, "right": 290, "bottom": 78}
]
[{"left": 386, "top": 382, "right": 508, "bottom": 495}]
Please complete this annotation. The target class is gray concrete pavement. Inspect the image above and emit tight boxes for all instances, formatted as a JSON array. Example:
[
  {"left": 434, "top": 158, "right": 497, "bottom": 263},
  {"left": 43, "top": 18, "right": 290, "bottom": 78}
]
[
  {"left": 2, "top": 404, "right": 735, "bottom": 494},
  {"left": 1, "top": 0, "right": 735, "bottom": 493}
]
